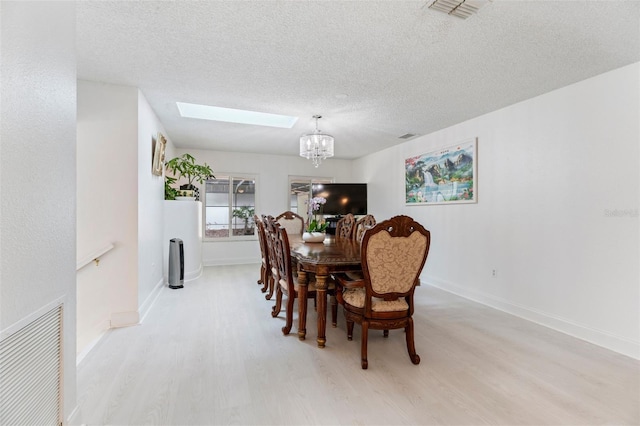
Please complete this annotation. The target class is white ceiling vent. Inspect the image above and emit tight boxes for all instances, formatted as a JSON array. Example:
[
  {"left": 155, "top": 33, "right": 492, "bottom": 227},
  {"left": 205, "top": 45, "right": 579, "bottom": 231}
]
[
  {"left": 399, "top": 133, "right": 419, "bottom": 140},
  {"left": 428, "top": 0, "right": 490, "bottom": 19}
]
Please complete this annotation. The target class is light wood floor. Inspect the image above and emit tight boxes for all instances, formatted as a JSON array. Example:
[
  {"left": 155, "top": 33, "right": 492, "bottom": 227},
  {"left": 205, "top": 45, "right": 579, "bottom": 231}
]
[{"left": 75, "top": 264, "right": 640, "bottom": 425}]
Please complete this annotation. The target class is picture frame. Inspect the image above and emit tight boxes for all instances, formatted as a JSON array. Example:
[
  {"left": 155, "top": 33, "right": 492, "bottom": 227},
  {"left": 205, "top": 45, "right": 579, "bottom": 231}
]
[
  {"left": 405, "top": 138, "right": 477, "bottom": 205},
  {"left": 152, "top": 132, "right": 167, "bottom": 176}
]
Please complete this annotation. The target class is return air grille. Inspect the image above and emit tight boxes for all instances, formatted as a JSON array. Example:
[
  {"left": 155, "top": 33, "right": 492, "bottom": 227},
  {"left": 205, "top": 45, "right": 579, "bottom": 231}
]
[
  {"left": 399, "top": 133, "right": 418, "bottom": 140},
  {"left": 0, "top": 305, "right": 63, "bottom": 425},
  {"left": 428, "top": 0, "right": 490, "bottom": 19}
]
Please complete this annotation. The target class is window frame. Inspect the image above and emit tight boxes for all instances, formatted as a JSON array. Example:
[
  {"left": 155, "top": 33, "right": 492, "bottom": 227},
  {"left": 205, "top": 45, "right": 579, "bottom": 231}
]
[
  {"left": 203, "top": 173, "right": 258, "bottom": 242},
  {"left": 288, "top": 175, "right": 333, "bottom": 217}
]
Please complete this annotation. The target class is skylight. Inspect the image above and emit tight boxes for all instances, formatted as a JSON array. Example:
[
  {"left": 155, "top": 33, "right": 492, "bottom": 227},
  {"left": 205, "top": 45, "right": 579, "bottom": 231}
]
[{"left": 176, "top": 102, "right": 298, "bottom": 128}]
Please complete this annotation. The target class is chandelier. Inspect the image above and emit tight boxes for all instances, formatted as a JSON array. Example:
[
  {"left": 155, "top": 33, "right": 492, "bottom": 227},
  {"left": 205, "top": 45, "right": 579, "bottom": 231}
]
[{"left": 299, "top": 115, "right": 334, "bottom": 168}]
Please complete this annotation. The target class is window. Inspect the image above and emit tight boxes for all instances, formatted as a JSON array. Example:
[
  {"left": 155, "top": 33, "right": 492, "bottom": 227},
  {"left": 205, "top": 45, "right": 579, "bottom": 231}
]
[
  {"left": 205, "top": 175, "right": 256, "bottom": 239},
  {"left": 288, "top": 176, "right": 333, "bottom": 217}
]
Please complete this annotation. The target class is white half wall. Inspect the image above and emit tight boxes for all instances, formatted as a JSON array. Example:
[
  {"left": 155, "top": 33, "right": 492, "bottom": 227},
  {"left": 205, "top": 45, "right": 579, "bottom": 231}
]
[
  {"left": 354, "top": 63, "right": 640, "bottom": 359},
  {"left": 1, "top": 2, "right": 78, "bottom": 420}
]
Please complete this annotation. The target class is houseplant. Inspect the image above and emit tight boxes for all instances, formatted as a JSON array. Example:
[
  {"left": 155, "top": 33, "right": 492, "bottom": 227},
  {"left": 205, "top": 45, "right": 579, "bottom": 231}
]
[
  {"left": 303, "top": 196, "right": 327, "bottom": 242},
  {"left": 165, "top": 153, "right": 215, "bottom": 200},
  {"left": 164, "top": 176, "right": 180, "bottom": 200}
]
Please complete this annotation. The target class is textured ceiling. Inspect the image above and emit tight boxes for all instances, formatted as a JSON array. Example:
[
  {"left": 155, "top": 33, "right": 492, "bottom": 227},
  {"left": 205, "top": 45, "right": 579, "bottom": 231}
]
[{"left": 76, "top": 1, "right": 640, "bottom": 160}]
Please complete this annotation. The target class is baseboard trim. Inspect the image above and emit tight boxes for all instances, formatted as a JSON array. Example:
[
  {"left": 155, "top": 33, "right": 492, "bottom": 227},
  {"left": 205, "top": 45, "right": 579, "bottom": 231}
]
[
  {"left": 203, "top": 257, "right": 257, "bottom": 266},
  {"left": 424, "top": 276, "right": 640, "bottom": 360},
  {"left": 110, "top": 310, "right": 140, "bottom": 328},
  {"left": 184, "top": 263, "right": 203, "bottom": 282},
  {"left": 66, "top": 404, "right": 81, "bottom": 425},
  {"left": 139, "top": 277, "right": 164, "bottom": 323},
  {"left": 76, "top": 320, "right": 110, "bottom": 366}
]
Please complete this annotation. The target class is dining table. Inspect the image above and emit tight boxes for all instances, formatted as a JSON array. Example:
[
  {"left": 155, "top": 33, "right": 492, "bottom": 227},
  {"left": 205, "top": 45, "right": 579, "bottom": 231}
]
[{"left": 289, "top": 235, "right": 363, "bottom": 348}]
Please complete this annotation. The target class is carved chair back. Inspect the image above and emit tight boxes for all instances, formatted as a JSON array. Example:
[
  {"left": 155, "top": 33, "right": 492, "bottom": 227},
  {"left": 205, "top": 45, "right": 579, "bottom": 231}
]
[
  {"left": 275, "top": 211, "right": 305, "bottom": 237},
  {"left": 339, "top": 215, "right": 431, "bottom": 369},
  {"left": 354, "top": 214, "right": 376, "bottom": 243},
  {"left": 263, "top": 215, "right": 280, "bottom": 298},
  {"left": 335, "top": 213, "right": 356, "bottom": 241},
  {"left": 254, "top": 215, "right": 270, "bottom": 291},
  {"left": 361, "top": 215, "right": 430, "bottom": 305}
]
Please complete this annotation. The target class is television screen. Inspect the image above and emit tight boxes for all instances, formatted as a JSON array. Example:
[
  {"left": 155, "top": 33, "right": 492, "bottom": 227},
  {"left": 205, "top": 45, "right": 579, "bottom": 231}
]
[{"left": 312, "top": 183, "right": 367, "bottom": 216}]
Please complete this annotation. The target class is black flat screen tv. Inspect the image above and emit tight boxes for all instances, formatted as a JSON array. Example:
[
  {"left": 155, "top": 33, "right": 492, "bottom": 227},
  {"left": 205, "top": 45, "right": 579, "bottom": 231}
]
[{"left": 312, "top": 183, "right": 367, "bottom": 216}]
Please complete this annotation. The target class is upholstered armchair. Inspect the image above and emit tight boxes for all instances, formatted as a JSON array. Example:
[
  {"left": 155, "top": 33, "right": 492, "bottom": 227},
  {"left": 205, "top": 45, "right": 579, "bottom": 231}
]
[{"left": 336, "top": 215, "right": 431, "bottom": 369}]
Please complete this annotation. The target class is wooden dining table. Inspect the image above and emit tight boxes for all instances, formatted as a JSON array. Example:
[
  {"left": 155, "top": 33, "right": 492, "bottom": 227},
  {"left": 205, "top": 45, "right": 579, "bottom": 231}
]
[{"left": 289, "top": 236, "right": 362, "bottom": 348}]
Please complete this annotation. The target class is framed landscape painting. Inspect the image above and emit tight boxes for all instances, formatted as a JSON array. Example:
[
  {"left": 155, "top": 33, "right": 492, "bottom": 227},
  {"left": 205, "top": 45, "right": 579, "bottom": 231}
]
[
  {"left": 152, "top": 132, "right": 167, "bottom": 176},
  {"left": 405, "top": 138, "right": 477, "bottom": 205}
]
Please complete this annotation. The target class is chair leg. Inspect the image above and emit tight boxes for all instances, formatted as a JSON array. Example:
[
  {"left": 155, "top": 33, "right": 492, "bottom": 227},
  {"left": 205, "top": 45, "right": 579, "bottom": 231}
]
[
  {"left": 271, "top": 285, "right": 282, "bottom": 317},
  {"left": 265, "top": 275, "right": 274, "bottom": 300},
  {"left": 383, "top": 330, "right": 389, "bottom": 338},
  {"left": 346, "top": 317, "right": 354, "bottom": 341},
  {"left": 258, "top": 264, "right": 264, "bottom": 285},
  {"left": 260, "top": 266, "right": 268, "bottom": 293},
  {"left": 361, "top": 320, "right": 369, "bottom": 369},
  {"left": 282, "top": 294, "right": 294, "bottom": 335},
  {"left": 405, "top": 317, "right": 420, "bottom": 365}
]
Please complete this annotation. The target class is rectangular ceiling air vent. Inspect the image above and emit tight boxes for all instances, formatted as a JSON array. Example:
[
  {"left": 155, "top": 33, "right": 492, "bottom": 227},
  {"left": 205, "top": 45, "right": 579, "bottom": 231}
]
[
  {"left": 399, "top": 133, "right": 418, "bottom": 140},
  {"left": 428, "top": 0, "right": 490, "bottom": 19}
]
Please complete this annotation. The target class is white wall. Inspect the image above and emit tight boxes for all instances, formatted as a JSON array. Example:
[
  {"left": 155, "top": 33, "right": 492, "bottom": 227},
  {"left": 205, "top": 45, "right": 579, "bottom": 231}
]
[
  {"left": 353, "top": 63, "right": 640, "bottom": 359},
  {"left": 0, "top": 1, "right": 78, "bottom": 420},
  {"left": 77, "top": 81, "right": 175, "bottom": 358},
  {"left": 173, "top": 148, "right": 355, "bottom": 265},
  {"left": 137, "top": 91, "right": 170, "bottom": 316},
  {"left": 77, "top": 81, "right": 140, "bottom": 353}
]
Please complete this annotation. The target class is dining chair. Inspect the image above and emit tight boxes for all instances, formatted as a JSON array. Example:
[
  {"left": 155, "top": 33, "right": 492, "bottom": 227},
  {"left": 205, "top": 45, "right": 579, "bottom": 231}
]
[
  {"left": 262, "top": 215, "right": 280, "bottom": 301},
  {"left": 335, "top": 213, "right": 356, "bottom": 241},
  {"left": 336, "top": 215, "right": 431, "bottom": 369},
  {"left": 354, "top": 214, "right": 376, "bottom": 243},
  {"left": 271, "top": 220, "right": 337, "bottom": 336},
  {"left": 254, "top": 215, "right": 271, "bottom": 294},
  {"left": 340, "top": 214, "right": 376, "bottom": 283},
  {"left": 275, "top": 211, "right": 305, "bottom": 237}
]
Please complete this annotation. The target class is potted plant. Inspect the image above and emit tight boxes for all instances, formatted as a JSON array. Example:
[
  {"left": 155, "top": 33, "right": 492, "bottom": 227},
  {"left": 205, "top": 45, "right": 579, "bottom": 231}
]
[
  {"left": 164, "top": 176, "right": 180, "bottom": 200},
  {"left": 303, "top": 196, "right": 327, "bottom": 242},
  {"left": 165, "top": 153, "right": 215, "bottom": 200}
]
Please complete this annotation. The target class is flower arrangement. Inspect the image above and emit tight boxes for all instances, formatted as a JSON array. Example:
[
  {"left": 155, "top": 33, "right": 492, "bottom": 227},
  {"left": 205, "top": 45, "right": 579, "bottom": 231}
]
[{"left": 306, "top": 196, "right": 327, "bottom": 233}]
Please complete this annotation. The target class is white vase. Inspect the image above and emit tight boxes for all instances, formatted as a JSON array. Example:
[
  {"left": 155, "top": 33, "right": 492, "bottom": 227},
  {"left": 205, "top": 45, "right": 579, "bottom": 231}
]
[{"left": 302, "top": 232, "right": 325, "bottom": 243}]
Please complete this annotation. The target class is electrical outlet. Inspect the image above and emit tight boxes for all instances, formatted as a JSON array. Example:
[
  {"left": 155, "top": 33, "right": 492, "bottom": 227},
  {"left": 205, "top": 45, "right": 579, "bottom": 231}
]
[{"left": 492, "top": 269, "right": 497, "bottom": 278}]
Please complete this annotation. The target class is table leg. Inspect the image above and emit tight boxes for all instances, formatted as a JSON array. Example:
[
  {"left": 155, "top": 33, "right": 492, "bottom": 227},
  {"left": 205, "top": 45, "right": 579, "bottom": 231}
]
[
  {"left": 297, "top": 268, "right": 308, "bottom": 341},
  {"left": 314, "top": 270, "right": 329, "bottom": 348}
]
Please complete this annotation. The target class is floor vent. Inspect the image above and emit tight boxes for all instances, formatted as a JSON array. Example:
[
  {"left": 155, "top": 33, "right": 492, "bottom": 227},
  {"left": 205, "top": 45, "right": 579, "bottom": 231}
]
[{"left": 0, "top": 305, "right": 63, "bottom": 425}]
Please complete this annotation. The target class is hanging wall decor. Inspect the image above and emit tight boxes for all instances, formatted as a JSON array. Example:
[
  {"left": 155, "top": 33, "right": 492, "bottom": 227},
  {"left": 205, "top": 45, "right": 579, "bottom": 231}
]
[
  {"left": 405, "top": 138, "right": 477, "bottom": 205},
  {"left": 152, "top": 132, "right": 167, "bottom": 176}
]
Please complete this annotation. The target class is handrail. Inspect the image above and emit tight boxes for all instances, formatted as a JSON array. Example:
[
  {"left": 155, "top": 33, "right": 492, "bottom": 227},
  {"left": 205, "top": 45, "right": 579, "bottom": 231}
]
[{"left": 76, "top": 243, "right": 115, "bottom": 271}]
